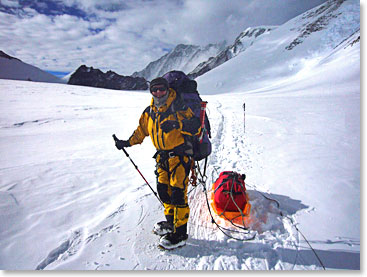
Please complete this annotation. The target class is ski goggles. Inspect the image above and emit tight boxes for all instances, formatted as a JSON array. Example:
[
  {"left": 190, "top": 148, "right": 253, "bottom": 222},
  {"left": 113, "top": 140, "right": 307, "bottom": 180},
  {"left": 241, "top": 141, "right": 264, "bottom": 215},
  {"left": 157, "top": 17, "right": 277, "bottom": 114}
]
[{"left": 150, "top": 86, "right": 167, "bottom": 93}]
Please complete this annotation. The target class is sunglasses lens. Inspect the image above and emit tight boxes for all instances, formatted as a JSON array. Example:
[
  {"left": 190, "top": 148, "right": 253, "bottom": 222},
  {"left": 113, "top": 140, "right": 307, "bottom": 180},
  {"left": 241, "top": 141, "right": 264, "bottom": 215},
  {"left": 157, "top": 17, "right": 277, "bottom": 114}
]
[{"left": 151, "top": 86, "right": 166, "bottom": 92}]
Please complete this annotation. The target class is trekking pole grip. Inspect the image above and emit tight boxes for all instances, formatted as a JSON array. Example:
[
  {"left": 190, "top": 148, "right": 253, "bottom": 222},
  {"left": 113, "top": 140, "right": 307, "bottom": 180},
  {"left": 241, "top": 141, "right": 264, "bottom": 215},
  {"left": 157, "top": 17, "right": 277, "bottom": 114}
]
[{"left": 112, "top": 134, "right": 129, "bottom": 157}]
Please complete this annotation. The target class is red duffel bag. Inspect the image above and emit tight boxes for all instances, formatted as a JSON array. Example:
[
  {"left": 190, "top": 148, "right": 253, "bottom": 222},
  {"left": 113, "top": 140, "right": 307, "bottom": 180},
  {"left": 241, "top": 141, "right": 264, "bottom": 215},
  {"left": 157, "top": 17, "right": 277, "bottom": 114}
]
[{"left": 213, "top": 171, "right": 248, "bottom": 212}]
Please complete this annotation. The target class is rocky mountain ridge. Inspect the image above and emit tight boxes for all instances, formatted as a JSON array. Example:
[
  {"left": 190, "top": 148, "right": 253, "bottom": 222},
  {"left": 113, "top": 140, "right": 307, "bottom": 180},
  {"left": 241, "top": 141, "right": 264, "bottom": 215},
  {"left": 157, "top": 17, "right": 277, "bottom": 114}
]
[
  {"left": 68, "top": 65, "right": 148, "bottom": 90},
  {"left": 132, "top": 42, "right": 227, "bottom": 81},
  {"left": 188, "top": 26, "right": 275, "bottom": 79}
]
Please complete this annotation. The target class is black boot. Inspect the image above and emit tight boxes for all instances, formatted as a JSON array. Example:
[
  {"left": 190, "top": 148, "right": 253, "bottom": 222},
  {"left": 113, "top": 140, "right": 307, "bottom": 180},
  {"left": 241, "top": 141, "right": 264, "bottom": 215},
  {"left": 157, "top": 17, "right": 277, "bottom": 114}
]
[
  {"left": 159, "top": 223, "right": 188, "bottom": 250},
  {"left": 153, "top": 215, "right": 173, "bottom": 236}
]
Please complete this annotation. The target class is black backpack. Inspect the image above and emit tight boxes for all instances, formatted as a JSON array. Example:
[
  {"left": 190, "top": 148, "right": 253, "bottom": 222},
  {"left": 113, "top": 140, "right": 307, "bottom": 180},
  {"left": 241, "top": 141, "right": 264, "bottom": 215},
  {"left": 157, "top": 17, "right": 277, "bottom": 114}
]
[{"left": 162, "top": 71, "right": 212, "bottom": 161}]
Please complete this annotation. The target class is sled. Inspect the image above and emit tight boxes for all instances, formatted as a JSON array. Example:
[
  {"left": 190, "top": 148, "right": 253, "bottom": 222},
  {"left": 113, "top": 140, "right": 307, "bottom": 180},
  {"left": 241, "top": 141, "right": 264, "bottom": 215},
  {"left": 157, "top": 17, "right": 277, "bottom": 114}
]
[
  {"left": 209, "top": 171, "right": 252, "bottom": 227},
  {"left": 209, "top": 187, "right": 252, "bottom": 226}
]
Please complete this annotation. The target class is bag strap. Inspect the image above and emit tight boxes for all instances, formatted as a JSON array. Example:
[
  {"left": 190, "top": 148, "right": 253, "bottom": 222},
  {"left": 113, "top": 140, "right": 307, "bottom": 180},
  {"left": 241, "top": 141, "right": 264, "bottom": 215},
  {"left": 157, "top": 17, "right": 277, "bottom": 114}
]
[{"left": 214, "top": 172, "right": 246, "bottom": 194}]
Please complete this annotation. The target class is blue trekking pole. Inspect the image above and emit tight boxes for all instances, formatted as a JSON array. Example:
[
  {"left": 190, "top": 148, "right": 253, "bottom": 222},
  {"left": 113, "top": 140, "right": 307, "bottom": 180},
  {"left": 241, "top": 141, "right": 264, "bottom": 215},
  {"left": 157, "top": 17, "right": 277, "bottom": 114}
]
[{"left": 112, "top": 134, "right": 164, "bottom": 207}]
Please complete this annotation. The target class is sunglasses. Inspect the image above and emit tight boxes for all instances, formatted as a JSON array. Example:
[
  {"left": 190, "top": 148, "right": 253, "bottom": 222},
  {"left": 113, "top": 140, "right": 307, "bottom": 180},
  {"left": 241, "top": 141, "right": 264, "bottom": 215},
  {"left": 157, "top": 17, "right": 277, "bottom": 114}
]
[{"left": 150, "top": 86, "right": 167, "bottom": 93}]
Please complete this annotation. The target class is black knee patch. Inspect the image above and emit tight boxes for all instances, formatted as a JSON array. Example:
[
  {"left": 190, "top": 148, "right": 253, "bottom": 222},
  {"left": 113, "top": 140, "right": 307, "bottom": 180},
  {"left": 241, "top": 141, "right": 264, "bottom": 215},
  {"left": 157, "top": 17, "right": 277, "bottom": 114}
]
[
  {"left": 157, "top": 182, "right": 170, "bottom": 204},
  {"left": 171, "top": 187, "right": 185, "bottom": 205}
]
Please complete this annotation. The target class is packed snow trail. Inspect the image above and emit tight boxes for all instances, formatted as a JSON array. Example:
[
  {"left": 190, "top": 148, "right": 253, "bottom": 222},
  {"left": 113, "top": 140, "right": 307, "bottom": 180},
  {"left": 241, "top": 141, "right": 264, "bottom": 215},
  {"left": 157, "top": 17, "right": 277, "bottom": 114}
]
[{"left": 186, "top": 98, "right": 314, "bottom": 270}]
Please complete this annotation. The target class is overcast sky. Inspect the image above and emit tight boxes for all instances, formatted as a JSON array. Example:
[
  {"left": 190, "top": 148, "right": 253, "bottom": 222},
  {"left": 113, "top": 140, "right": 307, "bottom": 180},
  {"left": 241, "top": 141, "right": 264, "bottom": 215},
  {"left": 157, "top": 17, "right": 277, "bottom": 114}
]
[{"left": 0, "top": 0, "right": 328, "bottom": 76}]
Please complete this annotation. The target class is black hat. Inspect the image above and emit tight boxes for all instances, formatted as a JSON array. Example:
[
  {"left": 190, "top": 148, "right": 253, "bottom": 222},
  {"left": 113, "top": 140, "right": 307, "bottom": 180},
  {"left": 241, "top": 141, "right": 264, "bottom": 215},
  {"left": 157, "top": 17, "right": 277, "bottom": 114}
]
[{"left": 150, "top": 77, "right": 169, "bottom": 91}]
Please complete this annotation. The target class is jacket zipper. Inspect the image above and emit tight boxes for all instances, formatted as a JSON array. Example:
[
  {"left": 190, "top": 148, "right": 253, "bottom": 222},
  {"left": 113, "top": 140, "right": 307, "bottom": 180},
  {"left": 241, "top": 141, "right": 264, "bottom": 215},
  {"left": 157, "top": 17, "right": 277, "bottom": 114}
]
[{"left": 155, "top": 113, "right": 161, "bottom": 149}]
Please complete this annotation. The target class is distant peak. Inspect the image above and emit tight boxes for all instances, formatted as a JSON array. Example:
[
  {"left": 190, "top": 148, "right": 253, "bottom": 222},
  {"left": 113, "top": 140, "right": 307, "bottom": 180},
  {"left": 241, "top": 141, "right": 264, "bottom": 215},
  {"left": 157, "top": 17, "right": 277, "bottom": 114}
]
[
  {"left": 174, "top": 44, "right": 199, "bottom": 51},
  {"left": 0, "top": 50, "right": 20, "bottom": 61}
]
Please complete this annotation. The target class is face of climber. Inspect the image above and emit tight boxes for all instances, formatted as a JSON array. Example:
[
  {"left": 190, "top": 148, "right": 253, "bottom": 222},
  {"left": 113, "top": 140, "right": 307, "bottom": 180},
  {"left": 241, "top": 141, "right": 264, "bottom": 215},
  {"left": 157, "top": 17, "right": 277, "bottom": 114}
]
[{"left": 150, "top": 85, "right": 168, "bottom": 98}]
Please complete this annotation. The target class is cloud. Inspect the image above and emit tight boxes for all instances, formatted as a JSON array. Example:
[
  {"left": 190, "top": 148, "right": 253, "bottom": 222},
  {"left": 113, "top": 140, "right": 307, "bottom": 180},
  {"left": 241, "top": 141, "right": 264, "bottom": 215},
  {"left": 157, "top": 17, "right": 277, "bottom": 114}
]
[
  {"left": 1, "top": 0, "right": 20, "bottom": 8},
  {"left": 0, "top": 0, "right": 328, "bottom": 76}
]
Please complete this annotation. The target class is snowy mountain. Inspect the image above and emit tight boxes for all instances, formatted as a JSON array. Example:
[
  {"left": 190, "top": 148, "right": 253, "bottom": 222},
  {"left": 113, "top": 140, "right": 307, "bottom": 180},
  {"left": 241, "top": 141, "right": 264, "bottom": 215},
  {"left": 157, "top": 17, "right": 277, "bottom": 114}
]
[
  {"left": 188, "top": 26, "right": 276, "bottom": 79},
  {"left": 0, "top": 50, "right": 64, "bottom": 84},
  {"left": 197, "top": 0, "right": 359, "bottom": 94},
  {"left": 132, "top": 42, "right": 227, "bottom": 81},
  {"left": 0, "top": 0, "right": 360, "bottom": 271}
]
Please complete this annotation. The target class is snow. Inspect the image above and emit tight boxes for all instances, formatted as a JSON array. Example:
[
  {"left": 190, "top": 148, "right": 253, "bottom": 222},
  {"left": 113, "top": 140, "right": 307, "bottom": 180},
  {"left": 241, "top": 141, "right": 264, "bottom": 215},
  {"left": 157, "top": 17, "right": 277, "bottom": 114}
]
[{"left": 0, "top": 0, "right": 360, "bottom": 271}]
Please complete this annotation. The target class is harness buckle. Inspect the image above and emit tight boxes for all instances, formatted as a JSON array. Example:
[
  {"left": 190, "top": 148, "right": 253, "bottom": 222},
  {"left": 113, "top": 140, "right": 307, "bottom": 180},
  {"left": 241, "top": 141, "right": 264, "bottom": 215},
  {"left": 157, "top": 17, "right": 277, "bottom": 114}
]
[{"left": 168, "top": 151, "right": 176, "bottom": 158}]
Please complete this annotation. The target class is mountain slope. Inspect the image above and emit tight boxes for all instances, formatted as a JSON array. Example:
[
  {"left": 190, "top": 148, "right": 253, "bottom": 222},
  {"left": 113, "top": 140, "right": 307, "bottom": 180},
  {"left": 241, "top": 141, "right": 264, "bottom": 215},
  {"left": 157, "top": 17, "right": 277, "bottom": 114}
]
[
  {"left": 0, "top": 51, "right": 63, "bottom": 84},
  {"left": 188, "top": 26, "right": 276, "bottom": 79},
  {"left": 132, "top": 43, "right": 226, "bottom": 81},
  {"left": 197, "top": 0, "right": 359, "bottom": 94}
]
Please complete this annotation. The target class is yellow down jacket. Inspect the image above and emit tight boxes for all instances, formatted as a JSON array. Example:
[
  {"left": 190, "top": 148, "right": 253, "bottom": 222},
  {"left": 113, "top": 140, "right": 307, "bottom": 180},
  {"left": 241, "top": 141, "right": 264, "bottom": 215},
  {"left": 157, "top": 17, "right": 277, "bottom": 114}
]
[{"left": 128, "top": 89, "right": 201, "bottom": 151}]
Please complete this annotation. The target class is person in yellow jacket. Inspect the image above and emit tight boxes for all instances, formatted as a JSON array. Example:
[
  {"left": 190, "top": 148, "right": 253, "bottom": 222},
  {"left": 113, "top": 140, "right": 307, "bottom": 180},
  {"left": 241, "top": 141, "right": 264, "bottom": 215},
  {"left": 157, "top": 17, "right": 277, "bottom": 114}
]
[{"left": 114, "top": 77, "right": 201, "bottom": 249}]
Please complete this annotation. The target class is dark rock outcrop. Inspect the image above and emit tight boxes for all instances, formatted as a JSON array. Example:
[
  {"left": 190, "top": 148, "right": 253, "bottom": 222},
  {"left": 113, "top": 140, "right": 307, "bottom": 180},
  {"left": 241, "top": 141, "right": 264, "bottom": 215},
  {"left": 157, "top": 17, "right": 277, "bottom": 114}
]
[{"left": 68, "top": 65, "right": 148, "bottom": 90}]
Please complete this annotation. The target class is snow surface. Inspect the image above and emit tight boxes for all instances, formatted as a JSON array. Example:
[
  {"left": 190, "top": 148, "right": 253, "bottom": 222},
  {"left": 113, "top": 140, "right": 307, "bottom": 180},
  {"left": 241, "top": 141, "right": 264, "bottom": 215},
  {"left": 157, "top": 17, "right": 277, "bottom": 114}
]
[{"left": 0, "top": 0, "right": 360, "bottom": 271}]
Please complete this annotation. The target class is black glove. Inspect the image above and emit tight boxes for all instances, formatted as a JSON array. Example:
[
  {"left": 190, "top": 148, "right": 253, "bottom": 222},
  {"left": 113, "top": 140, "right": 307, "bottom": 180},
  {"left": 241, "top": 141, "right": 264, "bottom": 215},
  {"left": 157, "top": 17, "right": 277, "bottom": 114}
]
[
  {"left": 115, "top": 139, "right": 130, "bottom": 150},
  {"left": 160, "top": 120, "right": 179, "bottom": 133}
]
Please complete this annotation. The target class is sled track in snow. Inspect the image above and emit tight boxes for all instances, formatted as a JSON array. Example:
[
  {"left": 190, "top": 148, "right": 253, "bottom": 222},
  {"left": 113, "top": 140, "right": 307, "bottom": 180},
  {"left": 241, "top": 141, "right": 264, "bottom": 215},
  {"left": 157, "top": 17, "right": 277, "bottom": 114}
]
[
  {"left": 208, "top": 103, "right": 225, "bottom": 169},
  {"left": 186, "top": 100, "right": 318, "bottom": 270}
]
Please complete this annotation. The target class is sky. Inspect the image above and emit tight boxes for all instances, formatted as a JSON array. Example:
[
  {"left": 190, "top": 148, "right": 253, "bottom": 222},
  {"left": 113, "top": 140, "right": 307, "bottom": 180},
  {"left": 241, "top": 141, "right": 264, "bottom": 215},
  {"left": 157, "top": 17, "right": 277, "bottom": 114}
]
[{"left": 0, "top": 0, "right": 328, "bottom": 77}]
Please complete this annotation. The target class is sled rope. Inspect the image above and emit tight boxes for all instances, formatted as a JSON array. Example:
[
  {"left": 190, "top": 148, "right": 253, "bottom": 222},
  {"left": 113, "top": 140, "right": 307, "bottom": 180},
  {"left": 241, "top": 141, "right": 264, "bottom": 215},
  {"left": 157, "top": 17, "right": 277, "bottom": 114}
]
[
  {"left": 191, "top": 161, "right": 326, "bottom": 268},
  {"left": 188, "top": 162, "right": 256, "bottom": 237},
  {"left": 208, "top": 166, "right": 250, "bottom": 231},
  {"left": 199, "top": 164, "right": 256, "bottom": 240},
  {"left": 200, "top": 178, "right": 256, "bottom": 241},
  {"left": 292, "top": 218, "right": 326, "bottom": 270},
  {"left": 188, "top": 162, "right": 255, "bottom": 240},
  {"left": 228, "top": 175, "right": 248, "bottom": 227},
  {"left": 246, "top": 183, "right": 326, "bottom": 270},
  {"left": 200, "top": 162, "right": 325, "bottom": 269},
  {"left": 188, "top": 159, "right": 208, "bottom": 195}
]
